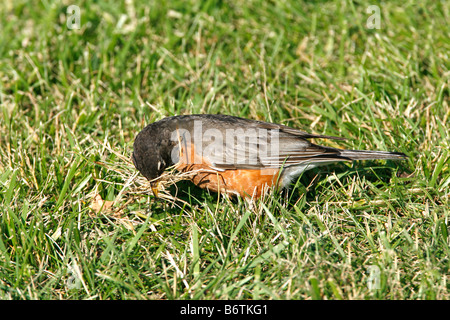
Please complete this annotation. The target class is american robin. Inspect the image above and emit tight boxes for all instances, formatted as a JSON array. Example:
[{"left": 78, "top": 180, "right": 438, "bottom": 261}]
[{"left": 132, "top": 114, "right": 406, "bottom": 198}]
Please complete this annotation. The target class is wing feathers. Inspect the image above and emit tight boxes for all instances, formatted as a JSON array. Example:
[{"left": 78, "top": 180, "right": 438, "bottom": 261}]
[{"left": 176, "top": 115, "right": 400, "bottom": 171}]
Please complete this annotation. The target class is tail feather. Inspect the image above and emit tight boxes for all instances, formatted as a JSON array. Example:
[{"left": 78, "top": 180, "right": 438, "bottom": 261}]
[{"left": 340, "top": 149, "right": 407, "bottom": 161}]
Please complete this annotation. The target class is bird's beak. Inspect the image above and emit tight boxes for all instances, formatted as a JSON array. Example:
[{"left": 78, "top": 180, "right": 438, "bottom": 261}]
[{"left": 150, "top": 181, "right": 160, "bottom": 197}]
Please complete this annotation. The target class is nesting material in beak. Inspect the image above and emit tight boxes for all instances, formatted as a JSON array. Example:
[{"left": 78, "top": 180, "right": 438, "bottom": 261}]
[{"left": 150, "top": 181, "right": 160, "bottom": 197}]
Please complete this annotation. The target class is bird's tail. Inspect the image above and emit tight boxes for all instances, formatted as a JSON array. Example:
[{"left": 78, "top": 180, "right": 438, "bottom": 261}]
[{"left": 339, "top": 149, "right": 407, "bottom": 161}]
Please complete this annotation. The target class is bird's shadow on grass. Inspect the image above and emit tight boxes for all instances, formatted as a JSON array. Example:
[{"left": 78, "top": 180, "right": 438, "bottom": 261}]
[{"left": 288, "top": 160, "right": 412, "bottom": 204}]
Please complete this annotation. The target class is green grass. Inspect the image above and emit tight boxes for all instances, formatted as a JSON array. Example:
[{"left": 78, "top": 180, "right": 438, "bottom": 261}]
[{"left": 0, "top": 0, "right": 449, "bottom": 299}]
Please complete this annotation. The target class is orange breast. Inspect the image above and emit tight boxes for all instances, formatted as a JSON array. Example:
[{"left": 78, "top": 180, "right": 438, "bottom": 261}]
[
  {"left": 183, "top": 167, "right": 279, "bottom": 198},
  {"left": 173, "top": 135, "right": 279, "bottom": 198}
]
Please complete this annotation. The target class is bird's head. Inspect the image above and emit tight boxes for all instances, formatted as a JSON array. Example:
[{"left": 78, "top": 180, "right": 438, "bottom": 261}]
[{"left": 132, "top": 121, "right": 177, "bottom": 194}]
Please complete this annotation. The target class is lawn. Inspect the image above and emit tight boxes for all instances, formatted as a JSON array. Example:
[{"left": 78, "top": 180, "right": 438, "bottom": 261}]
[{"left": 0, "top": 0, "right": 449, "bottom": 299}]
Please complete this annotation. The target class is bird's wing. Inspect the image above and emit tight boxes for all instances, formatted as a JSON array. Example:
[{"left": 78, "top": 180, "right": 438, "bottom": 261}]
[{"left": 199, "top": 125, "right": 349, "bottom": 170}]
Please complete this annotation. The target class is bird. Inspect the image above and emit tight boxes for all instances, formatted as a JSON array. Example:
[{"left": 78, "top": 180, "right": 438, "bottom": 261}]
[{"left": 132, "top": 114, "right": 407, "bottom": 198}]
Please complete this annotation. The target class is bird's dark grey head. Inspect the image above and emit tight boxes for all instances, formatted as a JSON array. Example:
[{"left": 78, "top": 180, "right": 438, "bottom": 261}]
[{"left": 132, "top": 120, "right": 177, "bottom": 182}]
